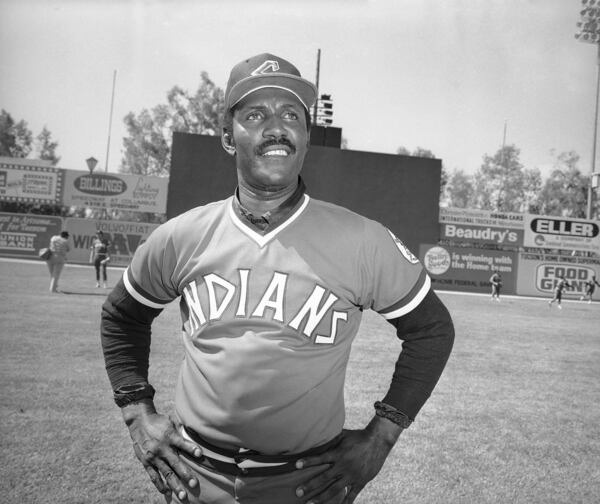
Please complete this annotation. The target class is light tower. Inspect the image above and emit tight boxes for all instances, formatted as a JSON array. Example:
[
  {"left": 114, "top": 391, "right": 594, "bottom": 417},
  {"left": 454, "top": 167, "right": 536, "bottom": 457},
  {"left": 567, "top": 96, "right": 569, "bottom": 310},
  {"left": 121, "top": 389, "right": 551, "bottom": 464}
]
[{"left": 575, "top": 0, "right": 600, "bottom": 219}]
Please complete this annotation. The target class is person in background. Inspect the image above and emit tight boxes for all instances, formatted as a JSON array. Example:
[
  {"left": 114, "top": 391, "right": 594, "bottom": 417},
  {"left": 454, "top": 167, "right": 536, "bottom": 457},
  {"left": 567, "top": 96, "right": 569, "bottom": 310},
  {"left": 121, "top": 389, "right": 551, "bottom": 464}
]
[
  {"left": 548, "top": 274, "right": 571, "bottom": 309},
  {"left": 47, "top": 230, "right": 70, "bottom": 293},
  {"left": 90, "top": 230, "right": 111, "bottom": 288},
  {"left": 580, "top": 275, "right": 600, "bottom": 304},
  {"left": 489, "top": 270, "right": 502, "bottom": 302}
]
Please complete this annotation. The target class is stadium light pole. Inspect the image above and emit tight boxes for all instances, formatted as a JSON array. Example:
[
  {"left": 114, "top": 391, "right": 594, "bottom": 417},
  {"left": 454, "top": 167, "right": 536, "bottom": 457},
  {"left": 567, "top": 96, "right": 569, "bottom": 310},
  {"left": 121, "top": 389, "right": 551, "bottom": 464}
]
[
  {"left": 313, "top": 49, "right": 321, "bottom": 124},
  {"left": 576, "top": 0, "right": 600, "bottom": 219}
]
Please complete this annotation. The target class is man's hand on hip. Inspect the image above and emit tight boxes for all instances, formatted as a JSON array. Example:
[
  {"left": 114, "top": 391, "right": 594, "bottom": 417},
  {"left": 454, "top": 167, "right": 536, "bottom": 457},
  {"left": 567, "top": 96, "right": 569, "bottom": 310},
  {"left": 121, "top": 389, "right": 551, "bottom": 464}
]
[
  {"left": 121, "top": 399, "right": 202, "bottom": 501},
  {"left": 294, "top": 416, "right": 403, "bottom": 503}
]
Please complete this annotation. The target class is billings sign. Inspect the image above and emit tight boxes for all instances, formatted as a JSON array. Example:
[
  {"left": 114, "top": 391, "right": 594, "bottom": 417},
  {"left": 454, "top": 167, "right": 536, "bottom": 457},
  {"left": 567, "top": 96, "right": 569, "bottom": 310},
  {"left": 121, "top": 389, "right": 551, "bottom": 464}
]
[
  {"left": 523, "top": 215, "right": 600, "bottom": 253},
  {"left": 62, "top": 170, "right": 168, "bottom": 213}
]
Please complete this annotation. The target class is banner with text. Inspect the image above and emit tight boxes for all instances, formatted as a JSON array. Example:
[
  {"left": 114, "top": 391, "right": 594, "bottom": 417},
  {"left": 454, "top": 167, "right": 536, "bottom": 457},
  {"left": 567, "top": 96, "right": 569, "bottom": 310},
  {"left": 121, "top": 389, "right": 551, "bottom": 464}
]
[
  {"left": 523, "top": 214, "right": 600, "bottom": 254},
  {"left": 65, "top": 218, "right": 159, "bottom": 267},
  {"left": 0, "top": 161, "right": 63, "bottom": 204},
  {"left": 516, "top": 253, "right": 600, "bottom": 299},
  {"left": 440, "top": 222, "right": 524, "bottom": 247},
  {"left": 0, "top": 212, "right": 63, "bottom": 258},
  {"left": 440, "top": 207, "right": 524, "bottom": 229},
  {"left": 419, "top": 243, "right": 517, "bottom": 294},
  {"left": 62, "top": 170, "right": 168, "bottom": 213}
]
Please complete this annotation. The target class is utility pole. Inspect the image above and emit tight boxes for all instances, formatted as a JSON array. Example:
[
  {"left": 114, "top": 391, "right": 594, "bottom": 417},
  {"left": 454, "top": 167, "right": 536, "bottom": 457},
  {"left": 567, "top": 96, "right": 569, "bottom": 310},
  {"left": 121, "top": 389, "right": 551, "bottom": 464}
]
[
  {"left": 105, "top": 70, "right": 117, "bottom": 173},
  {"left": 575, "top": 0, "right": 600, "bottom": 219},
  {"left": 500, "top": 120, "right": 507, "bottom": 167}
]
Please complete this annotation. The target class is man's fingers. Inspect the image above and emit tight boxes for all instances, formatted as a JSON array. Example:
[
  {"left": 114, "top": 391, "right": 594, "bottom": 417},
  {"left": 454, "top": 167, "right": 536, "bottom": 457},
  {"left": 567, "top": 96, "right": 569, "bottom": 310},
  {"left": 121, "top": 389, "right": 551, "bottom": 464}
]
[
  {"left": 295, "top": 466, "right": 339, "bottom": 499},
  {"left": 143, "top": 464, "right": 170, "bottom": 494},
  {"left": 300, "top": 478, "right": 347, "bottom": 504},
  {"left": 296, "top": 453, "right": 335, "bottom": 470},
  {"left": 344, "top": 485, "right": 361, "bottom": 503},
  {"left": 170, "top": 432, "right": 203, "bottom": 459},
  {"left": 154, "top": 459, "right": 189, "bottom": 501},
  {"left": 163, "top": 451, "right": 199, "bottom": 488}
]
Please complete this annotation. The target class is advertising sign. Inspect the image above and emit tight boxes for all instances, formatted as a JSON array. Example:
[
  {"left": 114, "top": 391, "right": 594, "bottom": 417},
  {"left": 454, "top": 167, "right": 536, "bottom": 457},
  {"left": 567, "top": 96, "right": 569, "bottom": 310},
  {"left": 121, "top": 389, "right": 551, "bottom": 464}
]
[
  {"left": 0, "top": 161, "right": 63, "bottom": 204},
  {"left": 62, "top": 170, "right": 168, "bottom": 213},
  {"left": 439, "top": 207, "right": 524, "bottom": 229},
  {"left": 0, "top": 212, "right": 63, "bottom": 258},
  {"left": 516, "top": 253, "right": 600, "bottom": 299},
  {"left": 523, "top": 214, "right": 600, "bottom": 253},
  {"left": 440, "top": 223, "right": 524, "bottom": 246},
  {"left": 65, "top": 218, "right": 159, "bottom": 267},
  {"left": 419, "top": 243, "right": 518, "bottom": 294}
]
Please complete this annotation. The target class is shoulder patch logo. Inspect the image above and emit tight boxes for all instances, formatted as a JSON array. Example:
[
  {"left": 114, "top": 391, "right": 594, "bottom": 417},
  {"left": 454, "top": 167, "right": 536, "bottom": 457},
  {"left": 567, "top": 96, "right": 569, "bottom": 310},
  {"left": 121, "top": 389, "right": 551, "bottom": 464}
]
[
  {"left": 251, "top": 60, "right": 280, "bottom": 76},
  {"left": 387, "top": 230, "right": 419, "bottom": 264}
]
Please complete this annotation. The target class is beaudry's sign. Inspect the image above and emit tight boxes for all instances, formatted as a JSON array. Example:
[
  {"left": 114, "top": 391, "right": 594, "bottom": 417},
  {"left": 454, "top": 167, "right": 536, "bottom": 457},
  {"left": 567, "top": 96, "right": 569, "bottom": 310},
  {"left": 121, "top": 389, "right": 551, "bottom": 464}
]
[
  {"left": 74, "top": 174, "right": 127, "bottom": 196},
  {"left": 441, "top": 223, "right": 522, "bottom": 245}
]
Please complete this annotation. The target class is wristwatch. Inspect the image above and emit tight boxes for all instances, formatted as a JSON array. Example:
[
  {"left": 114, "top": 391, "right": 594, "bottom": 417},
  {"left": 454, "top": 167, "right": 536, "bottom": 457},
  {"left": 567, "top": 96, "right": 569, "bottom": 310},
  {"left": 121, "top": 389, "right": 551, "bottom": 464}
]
[
  {"left": 374, "top": 401, "right": 413, "bottom": 429},
  {"left": 113, "top": 383, "right": 156, "bottom": 407}
]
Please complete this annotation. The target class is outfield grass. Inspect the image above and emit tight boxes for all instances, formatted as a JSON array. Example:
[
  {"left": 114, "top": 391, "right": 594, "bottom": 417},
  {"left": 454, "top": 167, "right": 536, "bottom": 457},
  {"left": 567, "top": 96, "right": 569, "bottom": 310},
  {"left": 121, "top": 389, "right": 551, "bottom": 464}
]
[{"left": 1, "top": 259, "right": 599, "bottom": 504}]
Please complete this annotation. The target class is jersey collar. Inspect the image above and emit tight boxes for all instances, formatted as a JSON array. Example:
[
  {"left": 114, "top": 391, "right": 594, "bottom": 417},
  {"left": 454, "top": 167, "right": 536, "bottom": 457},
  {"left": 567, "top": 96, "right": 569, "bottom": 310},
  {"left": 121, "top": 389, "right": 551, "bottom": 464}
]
[
  {"left": 230, "top": 178, "right": 309, "bottom": 247},
  {"left": 232, "top": 177, "right": 306, "bottom": 235}
]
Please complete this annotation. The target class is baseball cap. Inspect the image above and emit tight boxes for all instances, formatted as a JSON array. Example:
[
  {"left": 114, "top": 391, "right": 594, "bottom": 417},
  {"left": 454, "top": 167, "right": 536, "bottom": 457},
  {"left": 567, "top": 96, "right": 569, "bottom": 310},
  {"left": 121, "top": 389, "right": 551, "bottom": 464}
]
[{"left": 224, "top": 53, "right": 317, "bottom": 112}]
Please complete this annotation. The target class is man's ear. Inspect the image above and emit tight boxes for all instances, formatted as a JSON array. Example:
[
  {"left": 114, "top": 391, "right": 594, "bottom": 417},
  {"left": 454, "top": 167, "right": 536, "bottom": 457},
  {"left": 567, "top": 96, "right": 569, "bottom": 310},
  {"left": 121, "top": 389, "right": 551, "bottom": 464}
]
[{"left": 221, "top": 129, "right": 236, "bottom": 156}]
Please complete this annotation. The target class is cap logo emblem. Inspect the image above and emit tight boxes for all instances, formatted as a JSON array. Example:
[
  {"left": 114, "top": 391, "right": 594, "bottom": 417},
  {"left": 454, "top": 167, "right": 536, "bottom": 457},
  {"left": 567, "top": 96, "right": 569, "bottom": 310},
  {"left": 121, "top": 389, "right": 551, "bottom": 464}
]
[{"left": 250, "top": 60, "right": 280, "bottom": 76}]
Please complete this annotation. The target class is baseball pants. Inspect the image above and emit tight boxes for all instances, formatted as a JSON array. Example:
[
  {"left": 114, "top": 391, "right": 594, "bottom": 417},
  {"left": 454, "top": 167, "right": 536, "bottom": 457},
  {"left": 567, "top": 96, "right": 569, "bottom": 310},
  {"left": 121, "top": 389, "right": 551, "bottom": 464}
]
[
  {"left": 169, "top": 456, "right": 328, "bottom": 504},
  {"left": 46, "top": 256, "right": 66, "bottom": 292},
  {"left": 94, "top": 256, "right": 108, "bottom": 282}
]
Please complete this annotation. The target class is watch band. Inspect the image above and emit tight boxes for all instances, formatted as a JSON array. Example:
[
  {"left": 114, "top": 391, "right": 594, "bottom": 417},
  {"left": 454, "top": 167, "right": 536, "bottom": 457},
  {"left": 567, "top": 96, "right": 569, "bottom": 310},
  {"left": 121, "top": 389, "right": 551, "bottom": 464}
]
[
  {"left": 374, "top": 401, "right": 413, "bottom": 429},
  {"left": 113, "top": 383, "right": 156, "bottom": 408}
]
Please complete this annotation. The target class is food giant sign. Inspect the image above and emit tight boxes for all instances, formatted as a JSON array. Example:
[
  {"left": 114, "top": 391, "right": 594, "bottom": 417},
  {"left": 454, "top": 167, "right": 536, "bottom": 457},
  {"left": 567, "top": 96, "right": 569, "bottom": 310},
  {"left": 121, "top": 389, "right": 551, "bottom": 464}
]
[
  {"left": 516, "top": 253, "right": 600, "bottom": 299},
  {"left": 536, "top": 264, "right": 596, "bottom": 292},
  {"left": 523, "top": 214, "right": 600, "bottom": 253}
]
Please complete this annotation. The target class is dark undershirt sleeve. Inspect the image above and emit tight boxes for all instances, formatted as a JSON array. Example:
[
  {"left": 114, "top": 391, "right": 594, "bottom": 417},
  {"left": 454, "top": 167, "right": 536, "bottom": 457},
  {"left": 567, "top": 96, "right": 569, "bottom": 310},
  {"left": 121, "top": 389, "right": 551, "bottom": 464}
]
[
  {"left": 382, "top": 289, "right": 454, "bottom": 419},
  {"left": 100, "top": 277, "right": 163, "bottom": 391}
]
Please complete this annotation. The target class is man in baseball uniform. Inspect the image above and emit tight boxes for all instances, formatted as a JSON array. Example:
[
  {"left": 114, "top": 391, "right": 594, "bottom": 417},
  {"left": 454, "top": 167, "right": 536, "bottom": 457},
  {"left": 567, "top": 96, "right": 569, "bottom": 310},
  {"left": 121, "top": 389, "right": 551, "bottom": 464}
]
[{"left": 101, "top": 53, "right": 455, "bottom": 504}]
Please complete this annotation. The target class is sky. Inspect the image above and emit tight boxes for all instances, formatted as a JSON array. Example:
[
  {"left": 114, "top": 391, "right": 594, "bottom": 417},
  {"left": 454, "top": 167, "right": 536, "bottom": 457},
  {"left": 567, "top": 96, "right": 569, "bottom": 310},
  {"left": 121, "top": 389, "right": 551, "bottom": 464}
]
[{"left": 0, "top": 0, "right": 596, "bottom": 180}]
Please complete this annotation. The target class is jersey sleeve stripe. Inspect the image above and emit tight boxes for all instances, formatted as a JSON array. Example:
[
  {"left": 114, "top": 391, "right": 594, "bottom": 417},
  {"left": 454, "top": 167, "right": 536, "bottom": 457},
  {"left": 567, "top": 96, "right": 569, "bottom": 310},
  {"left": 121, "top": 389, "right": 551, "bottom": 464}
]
[
  {"left": 379, "top": 272, "right": 431, "bottom": 319},
  {"left": 123, "top": 269, "right": 170, "bottom": 309}
]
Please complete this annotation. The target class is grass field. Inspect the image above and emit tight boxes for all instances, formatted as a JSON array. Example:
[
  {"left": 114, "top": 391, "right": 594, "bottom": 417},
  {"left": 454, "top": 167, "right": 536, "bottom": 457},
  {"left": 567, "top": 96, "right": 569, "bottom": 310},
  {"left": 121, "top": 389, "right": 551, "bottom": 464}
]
[{"left": 1, "top": 259, "right": 599, "bottom": 504}]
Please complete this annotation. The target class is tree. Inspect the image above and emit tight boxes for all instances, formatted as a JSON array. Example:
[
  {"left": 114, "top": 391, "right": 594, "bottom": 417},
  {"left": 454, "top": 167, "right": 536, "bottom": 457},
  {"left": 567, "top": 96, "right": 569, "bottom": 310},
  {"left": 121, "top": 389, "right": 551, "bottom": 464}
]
[
  {"left": 0, "top": 109, "right": 33, "bottom": 158},
  {"left": 472, "top": 144, "right": 529, "bottom": 212},
  {"left": 35, "top": 126, "right": 61, "bottom": 165},
  {"left": 444, "top": 169, "right": 475, "bottom": 208},
  {"left": 412, "top": 147, "right": 435, "bottom": 159},
  {"left": 537, "top": 151, "right": 592, "bottom": 218},
  {"left": 121, "top": 72, "right": 224, "bottom": 176},
  {"left": 521, "top": 167, "right": 542, "bottom": 214}
]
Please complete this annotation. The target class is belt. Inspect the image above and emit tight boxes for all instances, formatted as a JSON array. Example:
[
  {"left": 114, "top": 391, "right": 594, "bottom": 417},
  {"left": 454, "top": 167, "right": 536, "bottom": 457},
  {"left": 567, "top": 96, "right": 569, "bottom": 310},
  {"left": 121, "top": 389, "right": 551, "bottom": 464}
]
[{"left": 181, "top": 426, "right": 342, "bottom": 477}]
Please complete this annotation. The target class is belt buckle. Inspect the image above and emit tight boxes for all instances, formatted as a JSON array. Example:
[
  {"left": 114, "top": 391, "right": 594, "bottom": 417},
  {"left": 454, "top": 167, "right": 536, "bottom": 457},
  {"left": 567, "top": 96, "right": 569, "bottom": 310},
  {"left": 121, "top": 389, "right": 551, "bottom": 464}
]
[{"left": 234, "top": 451, "right": 258, "bottom": 473}]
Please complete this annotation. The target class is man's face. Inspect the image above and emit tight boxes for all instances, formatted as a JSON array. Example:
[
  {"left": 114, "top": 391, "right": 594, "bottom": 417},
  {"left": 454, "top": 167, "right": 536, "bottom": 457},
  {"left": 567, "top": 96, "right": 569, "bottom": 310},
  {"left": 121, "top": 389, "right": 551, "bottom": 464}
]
[{"left": 229, "top": 87, "right": 309, "bottom": 193}]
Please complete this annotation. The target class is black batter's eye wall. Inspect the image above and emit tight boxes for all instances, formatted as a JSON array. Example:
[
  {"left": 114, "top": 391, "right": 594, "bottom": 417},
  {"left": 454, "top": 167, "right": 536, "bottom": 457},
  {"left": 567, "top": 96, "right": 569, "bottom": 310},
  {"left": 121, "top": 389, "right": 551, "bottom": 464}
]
[{"left": 168, "top": 132, "right": 441, "bottom": 253}]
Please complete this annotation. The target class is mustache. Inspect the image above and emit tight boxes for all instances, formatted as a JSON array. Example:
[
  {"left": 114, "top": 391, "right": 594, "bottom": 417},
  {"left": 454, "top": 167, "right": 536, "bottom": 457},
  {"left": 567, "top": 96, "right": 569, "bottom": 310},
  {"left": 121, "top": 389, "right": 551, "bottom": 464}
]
[{"left": 255, "top": 138, "right": 296, "bottom": 156}]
